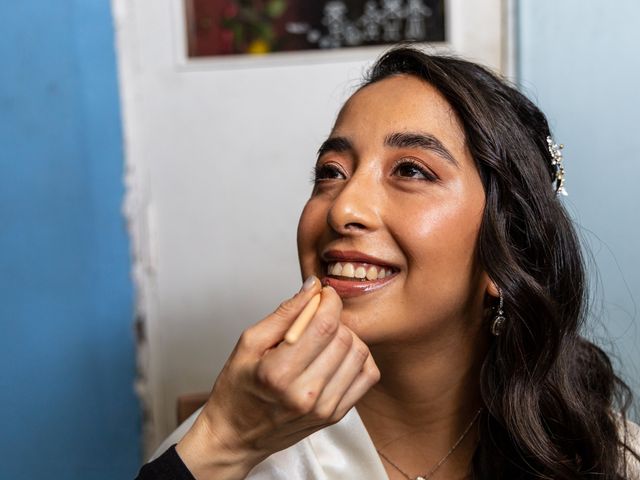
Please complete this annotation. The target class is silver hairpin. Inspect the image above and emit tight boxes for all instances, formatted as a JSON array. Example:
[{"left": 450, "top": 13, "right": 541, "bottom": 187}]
[{"left": 547, "top": 136, "right": 567, "bottom": 196}]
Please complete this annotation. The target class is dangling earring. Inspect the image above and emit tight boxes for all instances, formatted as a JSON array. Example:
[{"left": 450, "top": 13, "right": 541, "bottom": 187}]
[{"left": 491, "top": 287, "right": 506, "bottom": 336}]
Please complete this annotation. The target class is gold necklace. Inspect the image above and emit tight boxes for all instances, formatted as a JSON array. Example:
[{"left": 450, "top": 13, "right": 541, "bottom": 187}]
[{"left": 376, "top": 408, "right": 482, "bottom": 480}]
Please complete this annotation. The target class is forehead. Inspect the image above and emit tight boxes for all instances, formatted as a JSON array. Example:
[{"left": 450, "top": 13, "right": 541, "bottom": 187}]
[{"left": 333, "top": 74, "right": 468, "bottom": 158}]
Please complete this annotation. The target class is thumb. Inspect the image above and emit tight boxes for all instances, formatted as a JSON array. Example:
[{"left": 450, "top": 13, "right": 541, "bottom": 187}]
[{"left": 254, "top": 276, "right": 322, "bottom": 348}]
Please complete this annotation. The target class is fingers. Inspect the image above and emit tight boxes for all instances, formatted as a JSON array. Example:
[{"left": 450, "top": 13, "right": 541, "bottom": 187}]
[
  {"left": 194, "top": 280, "right": 380, "bottom": 470},
  {"left": 256, "top": 321, "right": 379, "bottom": 425},
  {"left": 331, "top": 351, "right": 380, "bottom": 418},
  {"left": 307, "top": 329, "right": 379, "bottom": 422},
  {"left": 257, "top": 287, "right": 343, "bottom": 384},
  {"left": 239, "top": 276, "right": 322, "bottom": 354},
  {"left": 309, "top": 333, "right": 369, "bottom": 414},
  {"left": 286, "top": 325, "right": 354, "bottom": 409},
  {"left": 240, "top": 283, "right": 378, "bottom": 430}
]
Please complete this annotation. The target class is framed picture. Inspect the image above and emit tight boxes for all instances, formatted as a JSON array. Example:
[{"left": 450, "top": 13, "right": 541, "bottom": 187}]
[
  {"left": 175, "top": 0, "right": 514, "bottom": 75},
  {"left": 185, "top": 0, "right": 446, "bottom": 57}
]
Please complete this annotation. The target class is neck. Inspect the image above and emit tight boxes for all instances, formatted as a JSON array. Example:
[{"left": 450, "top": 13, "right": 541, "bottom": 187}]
[{"left": 356, "top": 329, "right": 488, "bottom": 478}]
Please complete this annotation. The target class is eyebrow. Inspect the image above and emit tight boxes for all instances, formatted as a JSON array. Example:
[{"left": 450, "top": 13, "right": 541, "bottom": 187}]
[
  {"left": 317, "top": 132, "right": 459, "bottom": 169},
  {"left": 384, "top": 132, "right": 459, "bottom": 168},
  {"left": 317, "top": 136, "right": 353, "bottom": 158}
]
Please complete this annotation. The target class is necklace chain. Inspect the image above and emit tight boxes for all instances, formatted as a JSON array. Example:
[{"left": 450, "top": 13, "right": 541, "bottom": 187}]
[{"left": 376, "top": 408, "right": 483, "bottom": 480}]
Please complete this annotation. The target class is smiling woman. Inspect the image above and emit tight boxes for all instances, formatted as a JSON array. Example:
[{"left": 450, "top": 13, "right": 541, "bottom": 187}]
[{"left": 135, "top": 47, "right": 640, "bottom": 480}]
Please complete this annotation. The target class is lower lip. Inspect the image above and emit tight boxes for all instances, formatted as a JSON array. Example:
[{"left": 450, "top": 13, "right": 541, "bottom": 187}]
[{"left": 322, "top": 273, "right": 397, "bottom": 298}]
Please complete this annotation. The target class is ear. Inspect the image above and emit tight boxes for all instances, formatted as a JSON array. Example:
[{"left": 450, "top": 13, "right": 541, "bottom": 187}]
[{"left": 481, "top": 271, "right": 500, "bottom": 299}]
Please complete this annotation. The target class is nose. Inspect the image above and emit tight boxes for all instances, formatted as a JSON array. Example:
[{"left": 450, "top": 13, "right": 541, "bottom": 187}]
[{"left": 327, "top": 169, "right": 381, "bottom": 235}]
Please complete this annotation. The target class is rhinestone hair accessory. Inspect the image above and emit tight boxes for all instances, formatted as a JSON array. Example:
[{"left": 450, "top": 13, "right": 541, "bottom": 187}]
[{"left": 547, "top": 136, "right": 567, "bottom": 196}]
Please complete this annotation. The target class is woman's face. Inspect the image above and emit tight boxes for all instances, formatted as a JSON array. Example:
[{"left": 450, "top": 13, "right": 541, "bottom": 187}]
[{"left": 297, "top": 74, "right": 490, "bottom": 347}]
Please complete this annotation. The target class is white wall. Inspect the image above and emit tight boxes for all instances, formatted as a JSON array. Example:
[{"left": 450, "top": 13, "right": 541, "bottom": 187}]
[{"left": 112, "top": 0, "right": 508, "bottom": 454}]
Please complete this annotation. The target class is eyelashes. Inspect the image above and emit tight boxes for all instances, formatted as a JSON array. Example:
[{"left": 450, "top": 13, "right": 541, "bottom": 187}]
[
  {"left": 391, "top": 158, "right": 438, "bottom": 182},
  {"left": 310, "top": 163, "right": 345, "bottom": 184},
  {"left": 311, "top": 158, "right": 439, "bottom": 184}
]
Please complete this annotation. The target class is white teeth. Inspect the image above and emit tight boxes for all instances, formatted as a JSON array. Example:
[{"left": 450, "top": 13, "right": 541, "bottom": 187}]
[
  {"left": 327, "top": 262, "right": 393, "bottom": 281},
  {"left": 341, "top": 263, "right": 355, "bottom": 278},
  {"left": 330, "top": 262, "right": 343, "bottom": 275},
  {"left": 366, "top": 266, "right": 378, "bottom": 280}
]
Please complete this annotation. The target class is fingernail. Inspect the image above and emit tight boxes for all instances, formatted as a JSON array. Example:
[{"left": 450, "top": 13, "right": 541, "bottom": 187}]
[{"left": 301, "top": 275, "right": 318, "bottom": 292}]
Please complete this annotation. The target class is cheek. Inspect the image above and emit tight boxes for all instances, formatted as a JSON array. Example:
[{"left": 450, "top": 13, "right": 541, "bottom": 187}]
[
  {"left": 297, "top": 199, "right": 325, "bottom": 266},
  {"left": 407, "top": 172, "right": 484, "bottom": 253},
  {"left": 396, "top": 197, "right": 484, "bottom": 290}
]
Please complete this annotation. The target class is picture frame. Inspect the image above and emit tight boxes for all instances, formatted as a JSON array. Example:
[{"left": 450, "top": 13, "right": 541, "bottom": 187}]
[{"left": 171, "top": 0, "right": 517, "bottom": 75}]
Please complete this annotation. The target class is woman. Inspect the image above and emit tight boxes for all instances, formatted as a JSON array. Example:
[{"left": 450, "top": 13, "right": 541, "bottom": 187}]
[{"left": 137, "top": 47, "right": 640, "bottom": 479}]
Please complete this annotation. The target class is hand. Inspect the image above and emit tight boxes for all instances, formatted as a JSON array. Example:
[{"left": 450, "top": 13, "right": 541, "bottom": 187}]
[{"left": 176, "top": 277, "right": 381, "bottom": 479}]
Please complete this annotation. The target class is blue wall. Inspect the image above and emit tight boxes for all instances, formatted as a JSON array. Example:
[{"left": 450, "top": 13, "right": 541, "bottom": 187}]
[
  {"left": 519, "top": 0, "right": 640, "bottom": 415},
  {"left": 0, "top": 1, "right": 140, "bottom": 478}
]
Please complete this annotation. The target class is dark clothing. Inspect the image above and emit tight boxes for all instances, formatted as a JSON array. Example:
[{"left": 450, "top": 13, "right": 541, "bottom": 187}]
[{"left": 135, "top": 445, "right": 195, "bottom": 480}]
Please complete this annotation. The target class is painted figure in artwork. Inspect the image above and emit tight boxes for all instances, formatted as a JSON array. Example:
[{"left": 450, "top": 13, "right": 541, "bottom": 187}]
[
  {"left": 358, "top": 1, "right": 383, "bottom": 42},
  {"left": 381, "top": 0, "right": 406, "bottom": 42},
  {"left": 405, "top": 0, "right": 432, "bottom": 41},
  {"left": 344, "top": 22, "right": 364, "bottom": 46},
  {"left": 321, "top": 1, "right": 349, "bottom": 48}
]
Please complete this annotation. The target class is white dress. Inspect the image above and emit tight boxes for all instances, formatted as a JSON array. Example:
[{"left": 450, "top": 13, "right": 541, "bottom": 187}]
[
  {"left": 152, "top": 407, "right": 389, "bottom": 479},
  {"left": 153, "top": 407, "right": 640, "bottom": 479}
]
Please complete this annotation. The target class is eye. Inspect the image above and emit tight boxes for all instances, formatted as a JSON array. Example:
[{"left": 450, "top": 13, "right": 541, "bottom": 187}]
[
  {"left": 312, "top": 163, "right": 346, "bottom": 183},
  {"left": 392, "top": 158, "right": 438, "bottom": 181}
]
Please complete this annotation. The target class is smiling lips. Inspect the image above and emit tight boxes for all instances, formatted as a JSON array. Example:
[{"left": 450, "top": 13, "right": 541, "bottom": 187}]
[{"left": 321, "top": 251, "right": 399, "bottom": 298}]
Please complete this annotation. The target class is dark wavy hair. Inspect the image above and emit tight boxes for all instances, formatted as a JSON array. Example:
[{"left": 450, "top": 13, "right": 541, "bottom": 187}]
[{"left": 361, "top": 47, "right": 638, "bottom": 479}]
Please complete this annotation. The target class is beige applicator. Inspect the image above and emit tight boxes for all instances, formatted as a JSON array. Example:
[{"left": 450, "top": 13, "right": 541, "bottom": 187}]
[{"left": 284, "top": 293, "right": 321, "bottom": 344}]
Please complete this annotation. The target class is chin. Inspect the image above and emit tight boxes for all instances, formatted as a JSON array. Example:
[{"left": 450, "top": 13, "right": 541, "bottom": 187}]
[{"left": 338, "top": 306, "right": 387, "bottom": 344}]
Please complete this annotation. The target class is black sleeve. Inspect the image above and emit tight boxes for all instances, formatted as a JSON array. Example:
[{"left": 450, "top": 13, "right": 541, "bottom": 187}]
[{"left": 135, "top": 444, "right": 196, "bottom": 480}]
